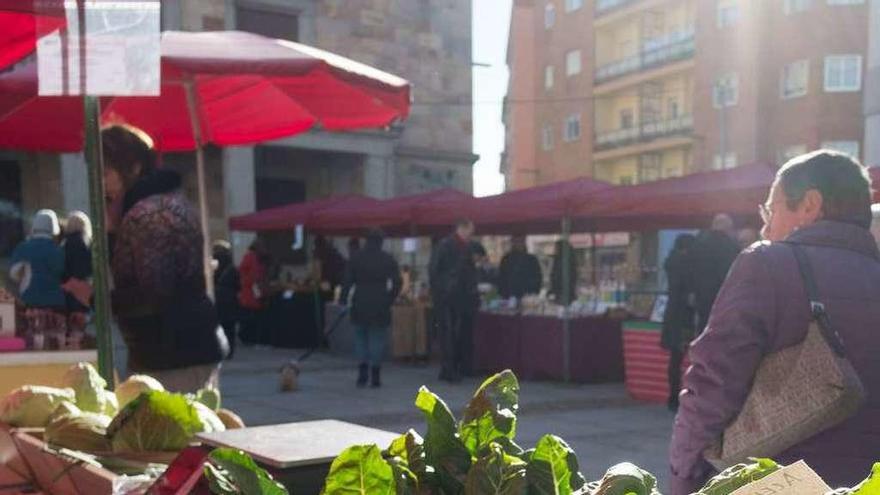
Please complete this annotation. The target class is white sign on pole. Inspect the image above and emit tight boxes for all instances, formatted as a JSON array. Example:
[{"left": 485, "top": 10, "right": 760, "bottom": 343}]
[{"left": 37, "top": 1, "right": 160, "bottom": 96}]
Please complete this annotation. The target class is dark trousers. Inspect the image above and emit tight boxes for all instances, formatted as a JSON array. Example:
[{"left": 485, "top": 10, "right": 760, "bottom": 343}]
[
  {"left": 668, "top": 347, "right": 685, "bottom": 404},
  {"left": 438, "top": 304, "right": 474, "bottom": 380},
  {"left": 220, "top": 318, "right": 237, "bottom": 359},
  {"left": 239, "top": 308, "right": 267, "bottom": 345}
]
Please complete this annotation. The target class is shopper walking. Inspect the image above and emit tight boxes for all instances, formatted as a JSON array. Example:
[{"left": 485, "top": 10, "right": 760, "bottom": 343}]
[
  {"left": 690, "top": 213, "right": 740, "bottom": 334},
  {"left": 340, "top": 229, "right": 401, "bottom": 388},
  {"left": 213, "top": 240, "right": 240, "bottom": 359},
  {"left": 660, "top": 233, "right": 696, "bottom": 412},
  {"left": 238, "top": 238, "right": 270, "bottom": 346},
  {"left": 61, "top": 211, "right": 93, "bottom": 340},
  {"left": 498, "top": 235, "right": 542, "bottom": 299}
]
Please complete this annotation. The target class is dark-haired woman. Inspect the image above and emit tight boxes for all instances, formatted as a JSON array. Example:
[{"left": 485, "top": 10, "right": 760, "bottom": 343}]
[{"left": 102, "top": 125, "right": 228, "bottom": 393}]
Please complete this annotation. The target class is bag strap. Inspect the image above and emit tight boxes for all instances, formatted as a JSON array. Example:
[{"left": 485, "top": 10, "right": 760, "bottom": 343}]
[{"left": 787, "top": 243, "right": 848, "bottom": 358}]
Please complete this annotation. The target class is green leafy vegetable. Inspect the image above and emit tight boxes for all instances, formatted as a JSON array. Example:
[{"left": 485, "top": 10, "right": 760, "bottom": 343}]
[
  {"left": 0, "top": 385, "right": 75, "bottom": 427},
  {"left": 459, "top": 371, "right": 520, "bottom": 456},
  {"left": 385, "top": 429, "right": 431, "bottom": 493},
  {"left": 61, "top": 362, "right": 115, "bottom": 415},
  {"left": 205, "top": 448, "right": 287, "bottom": 495},
  {"left": 463, "top": 442, "right": 528, "bottom": 495},
  {"left": 696, "top": 458, "right": 780, "bottom": 495},
  {"left": 193, "top": 401, "right": 226, "bottom": 433},
  {"left": 826, "top": 463, "right": 880, "bottom": 495},
  {"left": 196, "top": 387, "right": 222, "bottom": 411},
  {"left": 108, "top": 390, "right": 204, "bottom": 452},
  {"left": 526, "top": 434, "right": 586, "bottom": 495},
  {"left": 591, "top": 462, "right": 660, "bottom": 495},
  {"left": 416, "top": 386, "right": 472, "bottom": 494},
  {"left": 321, "top": 444, "right": 395, "bottom": 495},
  {"left": 45, "top": 411, "right": 112, "bottom": 452},
  {"left": 115, "top": 374, "right": 165, "bottom": 409}
]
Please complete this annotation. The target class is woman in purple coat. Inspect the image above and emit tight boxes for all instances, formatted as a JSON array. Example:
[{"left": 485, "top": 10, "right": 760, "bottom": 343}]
[{"left": 669, "top": 151, "right": 880, "bottom": 493}]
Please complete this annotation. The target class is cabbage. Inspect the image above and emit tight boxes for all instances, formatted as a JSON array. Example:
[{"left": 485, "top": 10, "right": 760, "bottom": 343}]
[
  {"left": 61, "top": 362, "right": 116, "bottom": 415},
  {"left": 108, "top": 390, "right": 205, "bottom": 452},
  {"left": 194, "top": 401, "right": 226, "bottom": 433},
  {"left": 48, "top": 401, "right": 82, "bottom": 424},
  {"left": 104, "top": 391, "right": 119, "bottom": 417},
  {"left": 195, "top": 387, "right": 221, "bottom": 411},
  {"left": 45, "top": 411, "right": 112, "bottom": 452},
  {"left": 0, "top": 386, "right": 75, "bottom": 427},
  {"left": 115, "top": 374, "right": 165, "bottom": 409}
]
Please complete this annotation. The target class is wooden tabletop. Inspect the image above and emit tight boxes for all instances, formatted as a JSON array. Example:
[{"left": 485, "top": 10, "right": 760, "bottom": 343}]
[{"left": 195, "top": 420, "right": 399, "bottom": 469}]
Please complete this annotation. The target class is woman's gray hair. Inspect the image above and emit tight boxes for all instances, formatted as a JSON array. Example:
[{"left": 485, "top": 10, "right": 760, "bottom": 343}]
[
  {"left": 776, "top": 150, "right": 873, "bottom": 229},
  {"left": 66, "top": 211, "right": 92, "bottom": 246}
]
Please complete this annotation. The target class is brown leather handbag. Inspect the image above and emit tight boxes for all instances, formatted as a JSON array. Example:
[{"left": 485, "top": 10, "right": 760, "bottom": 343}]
[{"left": 704, "top": 244, "right": 866, "bottom": 470}]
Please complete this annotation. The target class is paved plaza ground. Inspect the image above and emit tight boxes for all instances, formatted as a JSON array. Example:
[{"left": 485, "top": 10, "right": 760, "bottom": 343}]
[{"left": 219, "top": 346, "right": 676, "bottom": 489}]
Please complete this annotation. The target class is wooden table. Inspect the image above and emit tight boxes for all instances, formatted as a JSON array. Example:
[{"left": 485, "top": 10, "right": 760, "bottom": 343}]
[{"left": 196, "top": 419, "right": 399, "bottom": 494}]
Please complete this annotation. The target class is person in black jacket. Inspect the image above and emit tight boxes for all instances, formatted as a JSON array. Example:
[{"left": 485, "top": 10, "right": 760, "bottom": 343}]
[
  {"left": 661, "top": 233, "right": 696, "bottom": 411},
  {"left": 61, "top": 212, "right": 93, "bottom": 331},
  {"left": 340, "top": 229, "right": 402, "bottom": 388},
  {"left": 430, "top": 219, "right": 479, "bottom": 383},
  {"left": 213, "top": 241, "right": 240, "bottom": 360},
  {"left": 689, "top": 214, "right": 741, "bottom": 334},
  {"left": 498, "top": 235, "right": 542, "bottom": 299}
]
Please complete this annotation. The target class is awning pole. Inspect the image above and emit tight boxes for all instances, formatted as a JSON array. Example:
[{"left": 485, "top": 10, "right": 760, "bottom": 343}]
[
  {"left": 184, "top": 79, "right": 214, "bottom": 298},
  {"left": 561, "top": 215, "right": 572, "bottom": 382}
]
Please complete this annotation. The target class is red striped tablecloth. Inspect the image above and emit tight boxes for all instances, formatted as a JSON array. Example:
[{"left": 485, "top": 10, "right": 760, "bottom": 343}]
[{"left": 622, "top": 321, "right": 689, "bottom": 403}]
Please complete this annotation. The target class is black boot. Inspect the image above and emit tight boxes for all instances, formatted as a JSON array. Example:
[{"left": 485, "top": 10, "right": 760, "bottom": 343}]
[
  {"left": 357, "top": 364, "right": 368, "bottom": 388},
  {"left": 370, "top": 366, "right": 381, "bottom": 388}
]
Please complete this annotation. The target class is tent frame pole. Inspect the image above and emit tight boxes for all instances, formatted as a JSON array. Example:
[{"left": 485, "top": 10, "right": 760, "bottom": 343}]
[
  {"left": 184, "top": 79, "right": 214, "bottom": 299},
  {"left": 561, "top": 215, "right": 572, "bottom": 382}
]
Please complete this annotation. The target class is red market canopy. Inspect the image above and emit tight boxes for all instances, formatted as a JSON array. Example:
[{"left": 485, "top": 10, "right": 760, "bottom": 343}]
[
  {"left": 870, "top": 166, "right": 880, "bottom": 203},
  {"left": 0, "top": 0, "right": 66, "bottom": 70},
  {"left": 0, "top": 30, "right": 411, "bottom": 152},
  {"left": 229, "top": 195, "right": 379, "bottom": 232}
]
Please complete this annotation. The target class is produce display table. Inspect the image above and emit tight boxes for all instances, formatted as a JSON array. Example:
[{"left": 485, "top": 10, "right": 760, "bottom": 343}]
[
  {"left": 197, "top": 419, "right": 398, "bottom": 495},
  {"left": 622, "top": 320, "right": 689, "bottom": 403},
  {"left": 0, "top": 350, "right": 97, "bottom": 397},
  {"left": 472, "top": 312, "right": 624, "bottom": 383}
]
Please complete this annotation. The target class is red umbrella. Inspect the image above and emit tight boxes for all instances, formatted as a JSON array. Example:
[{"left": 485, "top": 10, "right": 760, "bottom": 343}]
[
  {"left": 869, "top": 166, "right": 880, "bottom": 203},
  {"left": 0, "top": 0, "right": 66, "bottom": 70},
  {"left": 228, "top": 195, "right": 379, "bottom": 232}
]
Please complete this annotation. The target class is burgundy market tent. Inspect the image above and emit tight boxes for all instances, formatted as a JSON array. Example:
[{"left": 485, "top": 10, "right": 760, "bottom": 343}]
[
  {"left": 312, "top": 188, "right": 476, "bottom": 237},
  {"left": 579, "top": 164, "right": 778, "bottom": 232},
  {"left": 228, "top": 195, "right": 379, "bottom": 232}
]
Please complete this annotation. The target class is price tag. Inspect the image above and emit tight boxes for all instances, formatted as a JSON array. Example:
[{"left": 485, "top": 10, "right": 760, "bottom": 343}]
[{"left": 730, "top": 461, "right": 831, "bottom": 495}]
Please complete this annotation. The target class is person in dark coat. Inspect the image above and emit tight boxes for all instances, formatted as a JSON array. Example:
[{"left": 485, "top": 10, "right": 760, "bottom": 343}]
[
  {"left": 430, "top": 219, "right": 479, "bottom": 382},
  {"left": 661, "top": 233, "right": 696, "bottom": 412},
  {"left": 550, "top": 239, "right": 577, "bottom": 305},
  {"left": 340, "top": 229, "right": 402, "bottom": 388},
  {"left": 61, "top": 211, "right": 93, "bottom": 337},
  {"left": 670, "top": 151, "right": 880, "bottom": 493},
  {"left": 103, "top": 125, "right": 228, "bottom": 393},
  {"left": 213, "top": 240, "right": 240, "bottom": 360},
  {"left": 689, "top": 213, "right": 741, "bottom": 334},
  {"left": 498, "top": 235, "right": 542, "bottom": 299}
]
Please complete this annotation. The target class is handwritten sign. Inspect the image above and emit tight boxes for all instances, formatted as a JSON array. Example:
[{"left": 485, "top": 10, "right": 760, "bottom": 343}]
[{"left": 731, "top": 461, "right": 831, "bottom": 495}]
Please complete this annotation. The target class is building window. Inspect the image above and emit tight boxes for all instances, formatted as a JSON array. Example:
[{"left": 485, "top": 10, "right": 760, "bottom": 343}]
[
  {"left": 779, "top": 144, "right": 807, "bottom": 164},
  {"left": 619, "top": 176, "right": 634, "bottom": 186},
  {"left": 565, "top": 0, "right": 583, "bottom": 12},
  {"left": 822, "top": 140, "right": 860, "bottom": 159},
  {"left": 713, "top": 73, "right": 739, "bottom": 108},
  {"left": 564, "top": 114, "right": 582, "bottom": 142},
  {"left": 668, "top": 98, "right": 680, "bottom": 119},
  {"left": 824, "top": 55, "right": 862, "bottom": 92},
  {"left": 639, "top": 154, "right": 663, "bottom": 182},
  {"left": 236, "top": 5, "right": 299, "bottom": 41},
  {"left": 620, "top": 109, "right": 634, "bottom": 129},
  {"left": 545, "top": 65, "right": 554, "bottom": 90},
  {"left": 827, "top": 0, "right": 864, "bottom": 5},
  {"left": 542, "top": 125, "right": 554, "bottom": 150},
  {"left": 781, "top": 59, "right": 809, "bottom": 99},
  {"left": 784, "top": 0, "right": 812, "bottom": 14},
  {"left": 713, "top": 152, "right": 738, "bottom": 170},
  {"left": 716, "top": 0, "right": 740, "bottom": 28},
  {"left": 545, "top": 3, "right": 556, "bottom": 28},
  {"left": 565, "top": 50, "right": 582, "bottom": 76}
]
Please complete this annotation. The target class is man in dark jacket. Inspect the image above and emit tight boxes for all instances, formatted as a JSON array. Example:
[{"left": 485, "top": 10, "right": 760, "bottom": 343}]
[
  {"left": 213, "top": 241, "right": 240, "bottom": 360},
  {"left": 498, "top": 235, "right": 542, "bottom": 299},
  {"left": 689, "top": 213, "right": 741, "bottom": 333},
  {"left": 670, "top": 151, "right": 880, "bottom": 493},
  {"left": 340, "top": 229, "right": 401, "bottom": 388},
  {"left": 430, "top": 219, "right": 479, "bottom": 382}
]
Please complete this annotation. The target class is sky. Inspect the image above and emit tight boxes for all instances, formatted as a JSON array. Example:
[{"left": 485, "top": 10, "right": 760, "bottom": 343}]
[{"left": 471, "top": 0, "right": 512, "bottom": 197}]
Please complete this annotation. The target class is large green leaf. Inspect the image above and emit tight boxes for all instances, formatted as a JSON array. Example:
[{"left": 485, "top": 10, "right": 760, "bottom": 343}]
[
  {"left": 591, "top": 462, "right": 660, "bottom": 495},
  {"left": 321, "top": 445, "right": 395, "bottom": 495},
  {"left": 385, "top": 430, "right": 431, "bottom": 494},
  {"left": 107, "top": 390, "right": 204, "bottom": 452},
  {"left": 526, "top": 435, "right": 586, "bottom": 495},
  {"left": 463, "top": 442, "right": 528, "bottom": 495},
  {"left": 415, "top": 386, "right": 472, "bottom": 494},
  {"left": 696, "top": 458, "right": 780, "bottom": 495},
  {"left": 206, "top": 448, "right": 288, "bottom": 495},
  {"left": 459, "top": 371, "right": 520, "bottom": 456}
]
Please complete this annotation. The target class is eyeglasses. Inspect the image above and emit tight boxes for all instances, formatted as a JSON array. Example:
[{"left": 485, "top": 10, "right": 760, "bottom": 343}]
[{"left": 759, "top": 203, "right": 772, "bottom": 224}]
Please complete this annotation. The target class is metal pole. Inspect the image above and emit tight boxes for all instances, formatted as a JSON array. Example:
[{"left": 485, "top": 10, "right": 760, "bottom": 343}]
[
  {"left": 184, "top": 80, "right": 215, "bottom": 298},
  {"left": 84, "top": 96, "right": 114, "bottom": 386},
  {"left": 561, "top": 216, "right": 572, "bottom": 382},
  {"left": 718, "top": 81, "right": 727, "bottom": 169}
]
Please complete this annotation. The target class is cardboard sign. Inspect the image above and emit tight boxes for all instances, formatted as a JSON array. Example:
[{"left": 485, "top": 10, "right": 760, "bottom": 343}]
[{"left": 730, "top": 461, "right": 831, "bottom": 495}]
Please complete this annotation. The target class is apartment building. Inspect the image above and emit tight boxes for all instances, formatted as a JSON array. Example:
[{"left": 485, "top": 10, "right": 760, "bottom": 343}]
[{"left": 504, "top": 0, "right": 869, "bottom": 189}]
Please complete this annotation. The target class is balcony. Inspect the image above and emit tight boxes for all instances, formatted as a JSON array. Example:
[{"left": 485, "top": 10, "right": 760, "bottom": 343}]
[
  {"left": 595, "top": 115, "right": 693, "bottom": 151},
  {"left": 596, "top": 0, "right": 642, "bottom": 16},
  {"left": 595, "top": 29, "right": 695, "bottom": 84}
]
